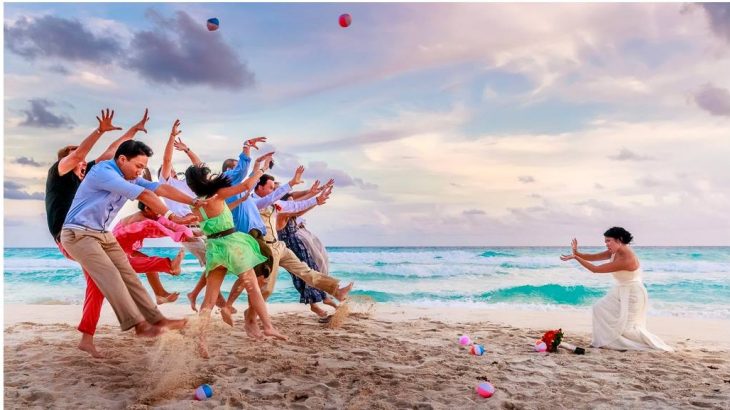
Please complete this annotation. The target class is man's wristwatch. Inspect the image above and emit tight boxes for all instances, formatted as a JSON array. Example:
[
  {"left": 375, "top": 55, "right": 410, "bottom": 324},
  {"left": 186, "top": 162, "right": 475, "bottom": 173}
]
[
  {"left": 164, "top": 210, "right": 174, "bottom": 220},
  {"left": 191, "top": 198, "right": 201, "bottom": 207}
]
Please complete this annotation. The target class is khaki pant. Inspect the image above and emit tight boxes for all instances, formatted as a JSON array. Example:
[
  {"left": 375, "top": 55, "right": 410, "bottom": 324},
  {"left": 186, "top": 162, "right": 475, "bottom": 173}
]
[
  {"left": 261, "top": 241, "right": 339, "bottom": 300},
  {"left": 60, "top": 228, "right": 164, "bottom": 331},
  {"left": 248, "top": 229, "right": 273, "bottom": 278}
]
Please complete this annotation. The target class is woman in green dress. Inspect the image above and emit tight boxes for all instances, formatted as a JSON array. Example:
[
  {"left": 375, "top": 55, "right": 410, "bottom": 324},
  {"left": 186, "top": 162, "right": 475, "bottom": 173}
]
[{"left": 185, "top": 163, "right": 286, "bottom": 358}]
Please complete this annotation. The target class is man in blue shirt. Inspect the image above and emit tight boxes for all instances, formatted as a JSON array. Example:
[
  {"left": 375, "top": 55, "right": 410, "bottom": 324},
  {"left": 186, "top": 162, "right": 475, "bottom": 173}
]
[{"left": 61, "top": 140, "right": 203, "bottom": 340}]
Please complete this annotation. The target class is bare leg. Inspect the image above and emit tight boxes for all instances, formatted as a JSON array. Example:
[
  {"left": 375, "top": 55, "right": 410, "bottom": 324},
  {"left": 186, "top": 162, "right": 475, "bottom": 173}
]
[
  {"left": 240, "top": 269, "right": 287, "bottom": 341},
  {"left": 170, "top": 248, "right": 185, "bottom": 275},
  {"left": 187, "top": 272, "right": 208, "bottom": 312},
  {"left": 198, "top": 267, "right": 228, "bottom": 358},
  {"left": 244, "top": 275, "right": 267, "bottom": 340},
  {"left": 78, "top": 333, "right": 105, "bottom": 358},
  {"left": 323, "top": 296, "right": 338, "bottom": 309},
  {"left": 310, "top": 303, "right": 328, "bottom": 318},
  {"left": 145, "top": 272, "right": 179, "bottom": 305}
]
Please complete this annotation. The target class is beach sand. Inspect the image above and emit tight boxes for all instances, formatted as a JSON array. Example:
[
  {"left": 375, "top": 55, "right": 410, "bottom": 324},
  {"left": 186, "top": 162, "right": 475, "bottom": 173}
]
[{"left": 4, "top": 301, "right": 730, "bottom": 409}]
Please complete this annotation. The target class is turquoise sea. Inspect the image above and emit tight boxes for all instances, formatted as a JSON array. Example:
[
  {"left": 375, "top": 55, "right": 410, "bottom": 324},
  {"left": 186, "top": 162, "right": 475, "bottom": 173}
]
[{"left": 4, "top": 247, "right": 730, "bottom": 319}]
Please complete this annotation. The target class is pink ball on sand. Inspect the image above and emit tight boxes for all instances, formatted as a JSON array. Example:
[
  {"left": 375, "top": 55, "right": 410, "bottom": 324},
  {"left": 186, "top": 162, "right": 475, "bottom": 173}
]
[
  {"left": 476, "top": 382, "right": 495, "bottom": 398},
  {"left": 459, "top": 335, "right": 471, "bottom": 346},
  {"left": 534, "top": 340, "right": 548, "bottom": 352}
]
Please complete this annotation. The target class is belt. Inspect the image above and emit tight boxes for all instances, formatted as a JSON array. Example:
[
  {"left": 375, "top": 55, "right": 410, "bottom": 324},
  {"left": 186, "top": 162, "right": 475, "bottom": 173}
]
[
  {"left": 207, "top": 227, "right": 236, "bottom": 239},
  {"left": 248, "top": 228, "right": 276, "bottom": 244}
]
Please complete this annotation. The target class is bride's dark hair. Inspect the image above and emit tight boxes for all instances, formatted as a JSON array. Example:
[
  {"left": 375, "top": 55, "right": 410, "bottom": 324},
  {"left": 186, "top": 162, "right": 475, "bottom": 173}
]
[
  {"left": 184, "top": 164, "right": 231, "bottom": 198},
  {"left": 604, "top": 227, "right": 633, "bottom": 244}
]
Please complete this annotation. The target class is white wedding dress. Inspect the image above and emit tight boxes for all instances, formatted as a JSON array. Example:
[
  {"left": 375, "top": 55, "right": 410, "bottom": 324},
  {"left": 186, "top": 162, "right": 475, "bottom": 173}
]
[{"left": 591, "top": 262, "right": 674, "bottom": 351}]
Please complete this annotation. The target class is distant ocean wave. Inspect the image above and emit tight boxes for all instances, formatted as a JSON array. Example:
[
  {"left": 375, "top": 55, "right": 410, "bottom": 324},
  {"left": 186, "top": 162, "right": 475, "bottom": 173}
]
[{"left": 4, "top": 247, "right": 730, "bottom": 319}]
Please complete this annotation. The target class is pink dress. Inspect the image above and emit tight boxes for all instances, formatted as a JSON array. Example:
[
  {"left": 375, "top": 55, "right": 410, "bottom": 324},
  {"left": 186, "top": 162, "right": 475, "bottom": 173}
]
[{"left": 113, "top": 217, "right": 193, "bottom": 273}]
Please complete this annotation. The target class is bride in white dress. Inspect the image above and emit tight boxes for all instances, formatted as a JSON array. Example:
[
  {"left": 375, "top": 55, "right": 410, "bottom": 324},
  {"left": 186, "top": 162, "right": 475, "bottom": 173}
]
[{"left": 560, "top": 227, "right": 673, "bottom": 352}]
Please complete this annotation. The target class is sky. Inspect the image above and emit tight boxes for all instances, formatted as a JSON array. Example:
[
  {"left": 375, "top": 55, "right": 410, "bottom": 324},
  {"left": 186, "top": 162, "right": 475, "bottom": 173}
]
[{"left": 3, "top": 2, "right": 730, "bottom": 247}]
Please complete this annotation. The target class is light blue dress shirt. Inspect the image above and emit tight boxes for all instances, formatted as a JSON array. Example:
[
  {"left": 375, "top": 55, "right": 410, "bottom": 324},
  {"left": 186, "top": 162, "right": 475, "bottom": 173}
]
[{"left": 63, "top": 160, "right": 159, "bottom": 232}]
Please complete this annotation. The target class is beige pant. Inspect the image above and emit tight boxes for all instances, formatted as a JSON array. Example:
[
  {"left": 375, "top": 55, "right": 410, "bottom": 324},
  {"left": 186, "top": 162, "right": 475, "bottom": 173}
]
[
  {"left": 261, "top": 241, "right": 339, "bottom": 300},
  {"left": 60, "top": 228, "right": 164, "bottom": 331}
]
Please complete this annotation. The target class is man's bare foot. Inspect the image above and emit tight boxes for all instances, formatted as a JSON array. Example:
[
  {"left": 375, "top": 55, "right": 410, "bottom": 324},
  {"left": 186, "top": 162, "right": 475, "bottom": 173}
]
[
  {"left": 244, "top": 320, "right": 264, "bottom": 340},
  {"left": 334, "top": 282, "right": 354, "bottom": 302},
  {"left": 135, "top": 322, "right": 165, "bottom": 338},
  {"left": 263, "top": 327, "right": 288, "bottom": 341},
  {"left": 310, "top": 303, "right": 328, "bottom": 318},
  {"left": 170, "top": 248, "right": 185, "bottom": 275},
  {"left": 78, "top": 340, "right": 105, "bottom": 358},
  {"left": 323, "top": 297, "right": 338, "bottom": 309},
  {"left": 156, "top": 318, "right": 188, "bottom": 331},
  {"left": 187, "top": 292, "right": 198, "bottom": 312},
  {"left": 156, "top": 292, "right": 179, "bottom": 305},
  {"left": 221, "top": 306, "right": 234, "bottom": 327}
]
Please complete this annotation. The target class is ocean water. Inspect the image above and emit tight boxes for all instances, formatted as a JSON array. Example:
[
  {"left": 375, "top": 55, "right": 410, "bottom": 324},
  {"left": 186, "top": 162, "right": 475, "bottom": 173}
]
[{"left": 3, "top": 247, "right": 730, "bottom": 319}]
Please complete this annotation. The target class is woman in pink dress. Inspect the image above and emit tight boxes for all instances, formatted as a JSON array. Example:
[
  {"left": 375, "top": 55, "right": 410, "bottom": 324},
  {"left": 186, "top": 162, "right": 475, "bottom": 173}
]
[{"left": 113, "top": 200, "right": 196, "bottom": 304}]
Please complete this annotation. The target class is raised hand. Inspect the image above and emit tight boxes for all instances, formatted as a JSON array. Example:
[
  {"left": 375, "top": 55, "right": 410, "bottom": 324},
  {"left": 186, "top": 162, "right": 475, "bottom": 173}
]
[
  {"left": 96, "top": 108, "right": 122, "bottom": 133},
  {"left": 131, "top": 108, "right": 149, "bottom": 134},
  {"left": 289, "top": 165, "right": 305, "bottom": 186},
  {"left": 244, "top": 137, "right": 267, "bottom": 150},
  {"left": 571, "top": 238, "right": 578, "bottom": 254},
  {"left": 323, "top": 178, "right": 335, "bottom": 189},
  {"left": 173, "top": 137, "right": 189, "bottom": 152},
  {"left": 308, "top": 180, "right": 321, "bottom": 195},
  {"left": 170, "top": 119, "right": 182, "bottom": 138},
  {"left": 316, "top": 186, "right": 332, "bottom": 205}
]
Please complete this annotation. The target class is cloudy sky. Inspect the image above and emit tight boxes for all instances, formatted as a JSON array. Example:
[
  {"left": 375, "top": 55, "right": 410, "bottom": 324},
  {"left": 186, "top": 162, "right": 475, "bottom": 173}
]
[{"left": 3, "top": 3, "right": 730, "bottom": 247}]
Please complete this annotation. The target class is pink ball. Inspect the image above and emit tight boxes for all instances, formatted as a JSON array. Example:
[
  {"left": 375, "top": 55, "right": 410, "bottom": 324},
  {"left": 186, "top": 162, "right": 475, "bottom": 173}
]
[
  {"left": 476, "top": 382, "right": 495, "bottom": 398},
  {"left": 534, "top": 340, "right": 548, "bottom": 352},
  {"left": 459, "top": 335, "right": 471, "bottom": 346}
]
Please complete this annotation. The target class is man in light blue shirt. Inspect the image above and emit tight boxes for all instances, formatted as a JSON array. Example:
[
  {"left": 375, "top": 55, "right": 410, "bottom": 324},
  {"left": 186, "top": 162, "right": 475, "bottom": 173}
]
[{"left": 61, "top": 140, "right": 203, "bottom": 339}]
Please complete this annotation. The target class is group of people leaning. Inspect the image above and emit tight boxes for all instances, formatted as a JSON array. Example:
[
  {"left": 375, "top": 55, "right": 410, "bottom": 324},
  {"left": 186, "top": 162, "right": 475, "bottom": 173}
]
[{"left": 45, "top": 108, "right": 353, "bottom": 358}]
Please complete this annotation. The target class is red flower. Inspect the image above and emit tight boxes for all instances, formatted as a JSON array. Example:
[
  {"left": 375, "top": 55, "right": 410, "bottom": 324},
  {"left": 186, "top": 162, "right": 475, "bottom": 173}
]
[{"left": 274, "top": 203, "right": 282, "bottom": 212}]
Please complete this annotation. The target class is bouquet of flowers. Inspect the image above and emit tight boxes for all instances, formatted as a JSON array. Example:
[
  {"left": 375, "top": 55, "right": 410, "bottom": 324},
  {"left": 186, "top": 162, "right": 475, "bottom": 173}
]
[{"left": 541, "top": 329, "right": 564, "bottom": 353}]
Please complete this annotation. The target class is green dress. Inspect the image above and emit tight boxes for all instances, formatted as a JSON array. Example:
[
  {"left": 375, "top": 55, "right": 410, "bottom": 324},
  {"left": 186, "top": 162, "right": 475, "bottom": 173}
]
[{"left": 199, "top": 205, "right": 267, "bottom": 277}]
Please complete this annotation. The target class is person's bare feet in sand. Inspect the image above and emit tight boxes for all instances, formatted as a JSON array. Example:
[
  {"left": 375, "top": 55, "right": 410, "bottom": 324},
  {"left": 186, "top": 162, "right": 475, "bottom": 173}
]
[
  {"left": 334, "top": 282, "right": 354, "bottom": 301},
  {"left": 156, "top": 318, "right": 188, "bottom": 331},
  {"left": 135, "top": 322, "right": 165, "bottom": 338},
  {"left": 263, "top": 326, "right": 288, "bottom": 341},
  {"left": 156, "top": 292, "right": 179, "bottom": 305},
  {"left": 221, "top": 306, "right": 234, "bottom": 327},
  {"left": 78, "top": 335, "right": 105, "bottom": 358},
  {"left": 170, "top": 248, "right": 185, "bottom": 275},
  {"left": 244, "top": 319, "right": 265, "bottom": 340},
  {"left": 310, "top": 303, "right": 328, "bottom": 318},
  {"left": 187, "top": 292, "right": 198, "bottom": 312}
]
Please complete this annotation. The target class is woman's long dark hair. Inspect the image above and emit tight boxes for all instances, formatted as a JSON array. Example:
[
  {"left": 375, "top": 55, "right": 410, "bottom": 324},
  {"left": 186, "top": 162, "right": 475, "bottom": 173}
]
[{"left": 185, "top": 164, "right": 231, "bottom": 198}]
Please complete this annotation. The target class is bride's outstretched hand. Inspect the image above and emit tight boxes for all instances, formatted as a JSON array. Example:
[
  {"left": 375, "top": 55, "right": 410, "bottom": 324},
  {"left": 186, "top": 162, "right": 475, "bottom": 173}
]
[
  {"left": 560, "top": 254, "right": 575, "bottom": 261},
  {"left": 571, "top": 238, "right": 578, "bottom": 254}
]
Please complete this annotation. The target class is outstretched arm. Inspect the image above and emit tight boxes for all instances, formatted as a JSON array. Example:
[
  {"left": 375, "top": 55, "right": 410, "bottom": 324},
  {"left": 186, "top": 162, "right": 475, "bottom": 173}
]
[
  {"left": 570, "top": 238, "right": 612, "bottom": 261},
  {"left": 560, "top": 252, "right": 632, "bottom": 273},
  {"left": 228, "top": 190, "right": 252, "bottom": 211},
  {"left": 173, "top": 137, "right": 202, "bottom": 166},
  {"left": 218, "top": 168, "right": 265, "bottom": 199},
  {"left": 95, "top": 108, "right": 149, "bottom": 163},
  {"left": 160, "top": 119, "right": 182, "bottom": 181},
  {"left": 58, "top": 108, "right": 122, "bottom": 176}
]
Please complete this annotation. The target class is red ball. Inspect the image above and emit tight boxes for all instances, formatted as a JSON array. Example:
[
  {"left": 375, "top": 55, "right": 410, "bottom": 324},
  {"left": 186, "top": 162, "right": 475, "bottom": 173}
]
[{"left": 339, "top": 13, "right": 351, "bottom": 28}]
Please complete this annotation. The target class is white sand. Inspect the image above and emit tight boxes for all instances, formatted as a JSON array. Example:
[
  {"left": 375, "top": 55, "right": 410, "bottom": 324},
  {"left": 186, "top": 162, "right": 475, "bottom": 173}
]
[{"left": 4, "top": 302, "right": 730, "bottom": 409}]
